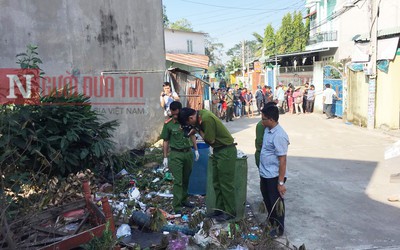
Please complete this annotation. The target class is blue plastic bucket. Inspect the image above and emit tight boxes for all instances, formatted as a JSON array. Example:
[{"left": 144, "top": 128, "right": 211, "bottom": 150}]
[{"left": 188, "top": 142, "right": 209, "bottom": 195}]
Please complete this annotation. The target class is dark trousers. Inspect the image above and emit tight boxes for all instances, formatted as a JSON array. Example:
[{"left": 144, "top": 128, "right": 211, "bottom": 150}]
[
  {"left": 306, "top": 100, "right": 314, "bottom": 113},
  {"left": 226, "top": 106, "right": 234, "bottom": 121},
  {"left": 260, "top": 176, "right": 285, "bottom": 233},
  {"left": 256, "top": 99, "right": 263, "bottom": 114},
  {"left": 324, "top": 104, "right": 333, "bottom": 118}
]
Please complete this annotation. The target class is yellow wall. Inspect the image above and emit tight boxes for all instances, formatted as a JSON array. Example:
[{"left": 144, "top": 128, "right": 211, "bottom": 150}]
[
  {"left": 376, "top": 56, "right": 400, "bottom": 129},
  {"left": 346, "top": 70, "right": 369, "bottom": 127}
]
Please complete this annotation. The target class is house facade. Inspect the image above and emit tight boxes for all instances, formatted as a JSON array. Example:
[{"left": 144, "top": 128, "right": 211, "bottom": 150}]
[
  {"left": 304, "top": 0, "right": 400, "bottom": 129},
  {"left": 164, "top": 28, "right": 209, "bottom": 77}
]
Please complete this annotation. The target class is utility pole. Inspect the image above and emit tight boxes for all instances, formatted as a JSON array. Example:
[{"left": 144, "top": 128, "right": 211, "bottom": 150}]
[
  {"left": 367, "top": 0, "right": 378, "bottom": 129},
  {"left": 242, "top": 40, "right": 245, "bottom": 87},
  {"left": 274, "top": 41, "right": 278, "bottom": 90}
]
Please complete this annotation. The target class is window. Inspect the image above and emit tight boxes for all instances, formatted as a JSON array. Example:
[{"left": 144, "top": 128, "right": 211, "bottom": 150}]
[{"left": 187, "top": 40, "right": 193, "bottom": 53}]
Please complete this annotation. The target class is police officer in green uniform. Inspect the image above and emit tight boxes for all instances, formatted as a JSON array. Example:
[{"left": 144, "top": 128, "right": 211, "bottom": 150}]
[
  {"left": 255, "top": 102, "right": 275, "bottom": 168},
  {"left": 178, "top": 108, "right": 237, "bottom": 221},
  {"left": 255, "top": 120, "right": 264, "bottom": 168},
  {"left": 160, "top": 101, "right": 199, "bottom": 214}
]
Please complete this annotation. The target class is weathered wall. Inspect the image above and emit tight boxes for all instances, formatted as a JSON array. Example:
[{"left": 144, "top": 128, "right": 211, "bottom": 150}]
[
  {"left": 164, "top": 29, "right": 205, "bottom": 55},
  {"left": 312, "top": 62, "right": 324, "bottom": 113},
  {"left": 0, "top": 0, "right": 166, "bottom": 150},
  {"left": 375, "top": 55, "right": 400, "bottom": 130},
  {"left": 346, "top": 70, "right": 369, "bottom": 127}
]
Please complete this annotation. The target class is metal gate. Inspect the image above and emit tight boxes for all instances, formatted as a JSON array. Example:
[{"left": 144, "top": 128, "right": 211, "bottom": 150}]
[{"left": 323, "top": 65, "right": 343, "bottom": 118}]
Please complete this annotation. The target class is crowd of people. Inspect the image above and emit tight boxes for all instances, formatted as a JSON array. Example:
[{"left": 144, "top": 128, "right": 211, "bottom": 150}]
[{"left": 208, "top": 82, "right": 317, "bottom": 123}]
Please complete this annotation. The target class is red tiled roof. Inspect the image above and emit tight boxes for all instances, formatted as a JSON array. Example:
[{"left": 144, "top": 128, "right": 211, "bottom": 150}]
[{"left": 166, "top": 53, "right": 209, "bottom": 69}]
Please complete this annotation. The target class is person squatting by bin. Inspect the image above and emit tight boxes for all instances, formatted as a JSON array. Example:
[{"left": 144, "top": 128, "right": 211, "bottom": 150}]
[
  {"left": 160, "top": 101, "right": 199, "bottom": 214},
  {"left": 178, "top": 108, "right": 237, "bottom": 222},
  {"left": 259, "top": 104, "right": 290, "bottom": 237}
]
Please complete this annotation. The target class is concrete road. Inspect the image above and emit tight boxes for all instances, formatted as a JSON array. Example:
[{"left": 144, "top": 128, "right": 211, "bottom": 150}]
[{"left": 223, "top": 112, "right": 400, "bottom": 250}]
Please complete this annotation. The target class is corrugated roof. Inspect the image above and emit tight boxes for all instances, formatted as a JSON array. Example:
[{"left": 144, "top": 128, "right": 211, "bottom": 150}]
[
  {"left": 166, "top": 53, "right": 209, "bottom": 69},
  {"left": 353, "top": 26, "right": 400, "bottom": 41}
]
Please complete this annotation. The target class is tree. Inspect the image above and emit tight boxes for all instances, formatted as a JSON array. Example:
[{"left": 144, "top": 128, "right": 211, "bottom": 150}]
[
  {"left": 252, "top": 32, "right": 264, "bottom": 57},
  {"left": 275, "top": 13, "right": 294, "bottom": 54},
  {"left": 170, "top": 18, "right": 193, "bottom": 32},
  {"left": 292, "top": 11, "right": 306, "bottom": 52},
  {"left": 163, "top": 5, "right": 169, "bottom": 28},
  {"left": 205, "top": 34, "right": 224, "bottom": 66},
  {"left": 263, "top": 24, "right": 275, "bottom": 56}
]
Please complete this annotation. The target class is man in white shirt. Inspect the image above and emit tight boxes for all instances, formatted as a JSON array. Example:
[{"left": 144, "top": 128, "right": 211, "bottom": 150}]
[
  {"left": 160, "top": 82, "right": 180, "bottom": 117},
  {"left": 322, "top": 83, "right": 340, "bottom": 119}
]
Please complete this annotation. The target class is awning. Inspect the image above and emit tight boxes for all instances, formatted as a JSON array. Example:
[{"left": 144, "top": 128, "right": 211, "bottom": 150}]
[
  {"left": 352, "top": 36, "right": 400, "bottom": 62},
  {"left": 166, "top": 53, "right": 209, "bottom": 69},
  {"left": 275, "top": 47, "right": 331, "bottom": 57}
]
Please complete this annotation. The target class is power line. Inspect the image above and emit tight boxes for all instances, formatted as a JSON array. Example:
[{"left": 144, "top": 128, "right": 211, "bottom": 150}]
[
  {"left": 179, "top": 0, "right": 296, "bottom": 11},
  {"left": 214, "top": 1, "right": 305, "bottom": 40}
]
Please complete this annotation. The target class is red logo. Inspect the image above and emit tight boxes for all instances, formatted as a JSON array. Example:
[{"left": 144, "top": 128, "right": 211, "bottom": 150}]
[{"left": 0, "top": 68, "right": 40, "bottom": 105}]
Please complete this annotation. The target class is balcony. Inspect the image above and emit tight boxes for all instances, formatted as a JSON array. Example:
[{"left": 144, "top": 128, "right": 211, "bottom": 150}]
[{"left": 307, "top": 31, "right": 338, "bottom": 46}]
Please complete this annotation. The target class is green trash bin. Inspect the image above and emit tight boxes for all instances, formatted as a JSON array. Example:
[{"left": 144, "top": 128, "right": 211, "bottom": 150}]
[{"left": 205, "top": 155, "right": 248, "bottom": 221}]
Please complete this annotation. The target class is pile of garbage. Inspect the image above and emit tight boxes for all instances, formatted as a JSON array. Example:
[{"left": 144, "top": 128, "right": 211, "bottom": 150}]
[{"left": 84, "top": 147, "right": 298, "bottom": 250}]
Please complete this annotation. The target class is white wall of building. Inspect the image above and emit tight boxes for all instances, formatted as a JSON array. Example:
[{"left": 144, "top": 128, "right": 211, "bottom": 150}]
[{"left": 164, "top": 29, "right": 205, "bottom": 55}]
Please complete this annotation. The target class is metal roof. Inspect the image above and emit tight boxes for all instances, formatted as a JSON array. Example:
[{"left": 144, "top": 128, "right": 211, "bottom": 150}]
[
  {"left": 353, "top": 26, "right": 400, "bottom": 41},
  {"left": 166, "top": 53, "right": 209, "bottom": 69}
]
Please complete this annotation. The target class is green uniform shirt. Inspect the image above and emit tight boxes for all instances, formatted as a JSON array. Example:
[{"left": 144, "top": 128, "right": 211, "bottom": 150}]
[
  {"left": 225, "top": 93, "right": 234, "bottom": 107},
  {"left": 255, "top": 121, "right": 264, "bottom": 152},
  {"left": 160, "top": 119, "right": 192, "bottom": 149},
  {"left": 199, "top": 110, "right": 233, "bottom": 148}
]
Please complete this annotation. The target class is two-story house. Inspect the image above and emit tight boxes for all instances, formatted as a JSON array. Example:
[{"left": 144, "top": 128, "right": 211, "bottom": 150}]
[
  {"left": 164, "top": 28, "right": 209, "bottom": 78},
  {"left": 305, "top": 0, "right": 400, "bottom": 129},
  {"left": 163, "top": 28, "right": 210, "bottom": 110}
]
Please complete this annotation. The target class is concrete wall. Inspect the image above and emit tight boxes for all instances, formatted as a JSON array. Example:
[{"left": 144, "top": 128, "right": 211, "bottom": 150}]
[
  {"left": 336, "top": 0, "right": 369, "bottom": 61},
  {"left": 375, "top": 55, "right": 400, "bottom": 130},
  {"left": 312, "top": 62, "right": 325, "bottom": 113},
  {"left": 346, "top": 70, "right": 369, "bottom": 127},
  {"left": 0, "top": 0, "right": 166, "bottom": 150},
  {"left": 164, "top": 29, "right": 205, "bottom": 55}
]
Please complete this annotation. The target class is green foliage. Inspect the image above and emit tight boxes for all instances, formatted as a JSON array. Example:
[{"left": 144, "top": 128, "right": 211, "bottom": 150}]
[
  {"left": 0, "top": 46, "right": 122, "bottom": 222},
  {"left": 163, "top": 5, "right": 169, "bottom": 28},
  {"left": 263, "top": 24, "right": 276, "bottom": 56},
  {"left": 0, "top": 90, "right": 118, "bottom": 176},
  {"left": 205, "top": 34, "right": 224, "bottom": 66},
  {"left": 83, "top": 221, "right": 119, "bottom": 250},
  {"left": 226, "top": 11, "right": 308, "bottom": 65},
  {"left": 169, "top": 18, "right": 193, "bottom": 32},
  {"left": 16, "top": 44, "right": 45, "bottom": 76}
]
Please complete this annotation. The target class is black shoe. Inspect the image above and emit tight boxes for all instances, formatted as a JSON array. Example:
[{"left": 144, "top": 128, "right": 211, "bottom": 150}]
[
  {"left": 215, "top": 213, "right": 235, "bottom": 222},
  {"left": 206, "top": 210, "right": 222, "bottom": 218},
  {"left": 181, "top": 201, "right": 195, "bottom": 208}
]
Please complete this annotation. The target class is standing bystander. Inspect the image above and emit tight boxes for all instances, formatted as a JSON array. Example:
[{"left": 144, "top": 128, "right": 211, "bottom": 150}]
[
  {"left": 259, "top": 104, "right": 290, "bottom": 237},
  {"left": 160, "top": 82, "right": 179, "bottom": 117},
  {"left": 323, "top": 83, "right": 340, "bottom": 119}
]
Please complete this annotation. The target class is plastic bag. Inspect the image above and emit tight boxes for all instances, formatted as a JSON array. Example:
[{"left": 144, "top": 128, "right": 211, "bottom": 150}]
[{"left": 116, "top": 224, "right": 131, "bottom": 238}]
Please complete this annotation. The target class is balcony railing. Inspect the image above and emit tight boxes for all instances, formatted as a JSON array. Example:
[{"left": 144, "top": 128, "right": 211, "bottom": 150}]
[
  {"left": 279, "top": 65, "right": 314, "bottom": 74},
  {"left": 307, "top": 31, "right": 338, "bottom": 46}
]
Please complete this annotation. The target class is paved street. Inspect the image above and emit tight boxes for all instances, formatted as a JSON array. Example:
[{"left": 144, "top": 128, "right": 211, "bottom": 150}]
[{"left": 224, "top": 112, "right": 400, "bottom": 250}]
